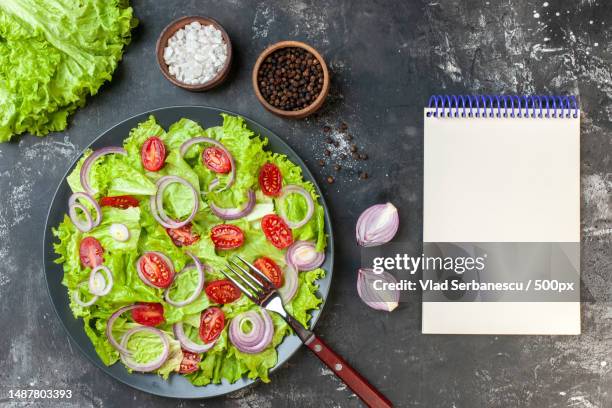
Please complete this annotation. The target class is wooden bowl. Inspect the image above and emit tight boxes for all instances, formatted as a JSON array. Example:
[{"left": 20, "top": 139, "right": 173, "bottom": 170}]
[
  {"left": 156, "top": 16, "right": 232, "bottom": 92},
  {"left": 252, "top": 41, "right": 330, "bottom": 119}
]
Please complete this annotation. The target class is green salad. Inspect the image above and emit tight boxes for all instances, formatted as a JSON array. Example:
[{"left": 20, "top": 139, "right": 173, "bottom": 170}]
[{"left": 53, "top": 114, "right": 327, "bottom": 385}]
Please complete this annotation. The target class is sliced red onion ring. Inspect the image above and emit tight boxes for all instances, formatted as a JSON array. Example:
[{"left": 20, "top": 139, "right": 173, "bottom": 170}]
[
  {"left": 69, "top": 202, "right": 93, "bottom": 232},
  {"left": 106, "top": 305, "right": 141, "bottom": 355},
  {"left": 164, "top": 252, "right": 206, "bottom": 307},
  {"left": 356, "top": 203, "right": 399, "bottom": 247},
  {"left": 73, "top": 282, "right": 98, "bottom": 307},
  {"left": 88, "top": 265, "right": 114, "bottom": 296},
  {"left": 285, "top": 241, "right": 325, "bottom": 271},
  {"left": 357, "top": 268, "right": 399, "bottom": 312},
  {"left": 119, "top": 326, "right": 170, "bottom": 372},
  {"left": 278, "top": 185, "right": 314, "bottom": 229},
  {"left": 278, "top": 262, "right": 298, "bottom": 303},
  {"left": 80, "top": 147, "right": 127, "bottom": 195},
  {"left": 209, "top": 189, "right": 256, "bottom": 220},
  {"left": 136, "top": 251, "right": 175, "bottom": 288},
  {"left": 172, "top": 321, "right": 217, "bottom": 353},
  {"left": 180, "top": 137, "right": 235, "bottom": 190},
  {"left": 229, "top": 309, "right": 274, "bottom": 354},
  {"left": 149, "top": 176, "right": 199, "bottom": 229},
  {"left": 68, "top": 192, "right": 101, "bottom": 232}
]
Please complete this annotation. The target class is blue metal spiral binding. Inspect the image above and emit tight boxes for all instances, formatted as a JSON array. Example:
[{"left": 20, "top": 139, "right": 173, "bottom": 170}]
[{"left": 426, "top": 95, "right": 579, "bottom": 119}]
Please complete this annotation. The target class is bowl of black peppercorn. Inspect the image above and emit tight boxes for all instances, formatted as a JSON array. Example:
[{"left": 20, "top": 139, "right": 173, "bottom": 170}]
[{"left": 253, "top": 41, "right": 330, "bottom": 119}]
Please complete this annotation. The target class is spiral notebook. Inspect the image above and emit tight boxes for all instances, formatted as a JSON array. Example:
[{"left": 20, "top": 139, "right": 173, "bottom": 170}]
[{"left": 422, "top": 95, "right": 580, "bottom": 335}]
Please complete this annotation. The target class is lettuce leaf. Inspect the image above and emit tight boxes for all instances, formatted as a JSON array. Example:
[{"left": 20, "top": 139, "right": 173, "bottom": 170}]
[{"left": 0, "top": 0, "right": 136, "bottom": 141}]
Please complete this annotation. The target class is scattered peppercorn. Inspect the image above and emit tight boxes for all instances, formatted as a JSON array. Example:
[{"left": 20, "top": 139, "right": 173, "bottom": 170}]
[
  {"left": 326, "top": 136, "right": 333, "bottom": 144},
  {"left": 324, "top": 149, "right": 331, "bottom": 157},
  {"left": 334, "top": 164, "right": 341, "bottom": 171},
  {"left": 346, "top": 133, "right": 353, "bottom": 141},
  {"left": 257, "top": 47, "right": 324, "bottom": 111},
  {"left": 339, "top": 122, "right": 348, "bottom": 131},
  {"left": 350, "top": 144, "right": 357, "bottom": 152},
  {"left": 327, "top": 176, "right": 335, "bottom": 184},
  {"left": 359, "top": 171, "right": 369, "bottom": 180},
  {"left": 323, "top": 125, "right": 331, "bottom": 133},
  {"left": 318, "top": 159, "right": 325, "bottom": 166},
  {"left": 352, "top": 152, "right": 359, "bottom": 160},
  {"left": 359, "top": 153, "right": 368, "bottom": 160}
]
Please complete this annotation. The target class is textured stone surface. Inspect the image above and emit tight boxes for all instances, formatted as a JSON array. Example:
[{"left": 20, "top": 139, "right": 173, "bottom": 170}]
[{"left": 0, "top": 0, "right": 610, "bottom": 407}]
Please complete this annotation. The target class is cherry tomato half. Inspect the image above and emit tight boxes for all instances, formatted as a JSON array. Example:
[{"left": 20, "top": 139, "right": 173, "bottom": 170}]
[
  {"left": 210, "top": 224, "right": 244, "bottom": 250},
  {"left": 138, "top": 252, "right": 174, "bottom": 288},
  {"left": 178, "top": 349, "right": 201, "bottom": 374},
  {"left": 258, "top": 163, "right": 282, "bottom": 196},
  {"left": 261, "top": 214, "right": 293, "bottom": 249},
  {"left": 205, "top": 280, "right": 241, "bottom": 304},
  {"left": 199, "top": 307, "right": 225, "bottom": 344},
  {"left": 203, "top": 147, "right": 231, "bottom": 174},
  {"left": 131, "top": 302, "right": 165, "bottom": 327},
  {"left": 79, "top": 236, "right": 104, "bottom": 268},
  {"left": 253, "top": 257, "right": 283, "bottom": 288},
  {"left": 99, "top": 195, "right": 140, "bottom": 209},
  {"left": 166, "top": 223, "right": 200, "bottom": 247},
  {"left": 141, "top": 136, "right": 166, "bottom": 171}
]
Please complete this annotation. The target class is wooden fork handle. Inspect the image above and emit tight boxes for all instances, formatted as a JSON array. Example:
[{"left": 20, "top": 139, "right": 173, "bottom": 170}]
[{"left": 305, "top": 335, "right": 393, "bottom": 408}]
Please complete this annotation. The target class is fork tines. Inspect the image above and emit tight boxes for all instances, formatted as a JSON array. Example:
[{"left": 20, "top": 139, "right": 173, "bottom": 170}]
[{"left": 222, "top": 255, "right": 275, "bottom": 304}]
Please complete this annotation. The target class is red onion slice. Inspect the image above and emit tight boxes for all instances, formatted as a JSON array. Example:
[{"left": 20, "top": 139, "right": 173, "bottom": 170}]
[
  {"left": 136, "top": 251, "right": 175, "bottom": 288},
  {"left": 278, "top": 185, "right": 315, "bottom": 229},
  {"left": 172, "top": 321, "right": 217, "bottom": 353},
  {"left": 209, "top": 189, "right": 256, "bottom": 220},
  {"left": 356, "top": 203, "right": 399, "bottom": 247},
  {"left": 119, "top": 326, "right": 170, "bottom": 372},
  {"left": 285, "top": 241, "right": 325, "bottom": 271},
  {"left": 149, "top": 176, "right": 199, "bottom": 229},
  {"left": 88, "top": 265, "right": 114, "bottom": 296},
  {"left": 69, "top": 202, "right": 93, "bottom": 232},
  {"left": 180, "top": 137, "right": 235, "bottom": 190},
  {"left": 229, "top": 309, "right": 274, "bottom": 354},
  {"left": 73, "top": 282, "right": 98, "bottom": 307},
  {"left": 357, "top": 268, "right": 399, "bottom": 312},
  {"left": 164, "top": 252, "right": 206, "bottom": 307},
  {"left": 80, "top": 147, "right": 127, "bottom": 195},
  {"left": 106, "top": 305, "right": 141, "bottom": 355},
  {"left": 278, "top": 262, "right": 298, "bottom": 303},
  {"left": 68, "top": 192, "right": 101, "bottom": 232}
]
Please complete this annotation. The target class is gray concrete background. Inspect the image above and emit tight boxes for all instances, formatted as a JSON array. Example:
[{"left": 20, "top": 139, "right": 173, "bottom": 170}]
[{"left": 0, "top": 0, "right": 610, "bottom": 407}]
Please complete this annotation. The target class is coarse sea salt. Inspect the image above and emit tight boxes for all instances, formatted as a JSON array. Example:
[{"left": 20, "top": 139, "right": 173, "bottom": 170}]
[{"left": 163, "top": 21, "right": 228, "bottom": 85}]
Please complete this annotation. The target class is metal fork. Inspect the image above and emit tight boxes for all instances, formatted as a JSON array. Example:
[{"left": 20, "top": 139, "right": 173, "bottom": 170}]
[{"left": 223, "top": 256, "right": 393, "bottom": 408}]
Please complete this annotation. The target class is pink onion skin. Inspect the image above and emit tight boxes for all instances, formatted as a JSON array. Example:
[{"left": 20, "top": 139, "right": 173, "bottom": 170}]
[
  {"left": 164, "top": 252, "right": 207, "bottom": 307},
  {"left": 278, "top": 262, "right": 298, "bottom": 303},
  {"left": 80, "top": 147, "right": 127, "bottom": 195},
  {"left": 136, "top": 251, "right": 176, "bottom": 289},
  {"left": 172, "top": 321, "right": 216, "bottom": 353},
  {"left": 278, "top": 185, "right": 315, "bottom": 229},
  {"left": 357, "top": 268, "right": 399, "bottom": 312},
  {"left": 119, "top": 326, "right": 170, "bottom": 372},
  {"left": 68, "top": 192, "right": 101, "bottom": 232},
  {"left": 106, "top": 305, "right": 142, "bottom": 355},
  {"left": 355, "top": 203, "right": 399, "bottom": 247},
  {"left": 229, "top": 309, "right": 274, "bottom": 354},
  {"left": 285, "top": 241, "right": 325, "bottom": 271},
  {"left": 180, "top": 137, "right": 235, "bottom": 190},
  {"left": 209, "top": 189, "right": 256, "bottom": 220},
  {"left": 88, "top": 265, "right": 113, "bottom": 296},
  {"left": 150, "top": 176, "right": 199, "bottom": 229}
]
